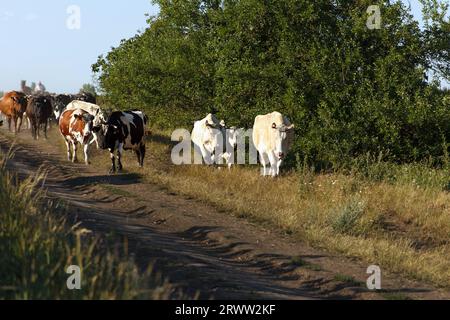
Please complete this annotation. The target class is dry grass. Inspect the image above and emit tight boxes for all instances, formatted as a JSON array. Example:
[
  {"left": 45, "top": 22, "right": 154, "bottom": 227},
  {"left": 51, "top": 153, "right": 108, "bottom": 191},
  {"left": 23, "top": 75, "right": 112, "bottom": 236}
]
[
  {"left": 30, "top": 128, "right": 450, "bottom": 289},
  {"left": 0, "top": 146, "right": 178, "bottom": 300}
]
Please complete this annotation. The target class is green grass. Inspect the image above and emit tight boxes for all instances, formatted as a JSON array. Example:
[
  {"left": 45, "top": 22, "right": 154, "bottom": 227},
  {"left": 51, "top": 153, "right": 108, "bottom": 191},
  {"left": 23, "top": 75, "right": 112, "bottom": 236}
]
[
  {"left": 333, "top": 274, "right": 364, "bottom": 287},
  {"left": 290, "top": 256, "right": 323, "bottom": 271},
  {"left": 98, "top": 184, "right": 137, "bottom": 198}
]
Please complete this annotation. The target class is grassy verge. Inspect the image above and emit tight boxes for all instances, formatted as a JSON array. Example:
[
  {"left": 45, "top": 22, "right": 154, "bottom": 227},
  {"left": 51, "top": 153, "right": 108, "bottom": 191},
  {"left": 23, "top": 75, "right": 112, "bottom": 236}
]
[
  {"left": 0, "top": 149, "right": 177, "bottom": 300},
  {"left": 22, "top": 128, "right": 450, "bottom": 290}
]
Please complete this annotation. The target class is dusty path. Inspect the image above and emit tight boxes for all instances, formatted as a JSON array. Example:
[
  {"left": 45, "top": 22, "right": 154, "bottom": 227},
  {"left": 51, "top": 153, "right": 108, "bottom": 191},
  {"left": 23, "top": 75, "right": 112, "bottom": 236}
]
[{"left": 1, "top": 128, "right": 449, "bottom": 300}]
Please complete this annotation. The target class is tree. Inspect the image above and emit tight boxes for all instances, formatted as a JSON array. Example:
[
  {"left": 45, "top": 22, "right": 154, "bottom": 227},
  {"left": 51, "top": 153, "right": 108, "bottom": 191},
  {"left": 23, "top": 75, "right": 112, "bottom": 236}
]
[
  {"left": 93, "top": 0, "right": 450, "bottom": 167},
  {"left": 80, "top": 83, "right": 97, "bottom": 97}
]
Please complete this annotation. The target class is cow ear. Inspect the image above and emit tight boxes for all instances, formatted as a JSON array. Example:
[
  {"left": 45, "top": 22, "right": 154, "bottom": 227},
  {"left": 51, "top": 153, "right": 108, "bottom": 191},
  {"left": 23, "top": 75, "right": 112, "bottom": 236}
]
[{"left": 272, "top": 123, "right": 277, "bottom": 129}]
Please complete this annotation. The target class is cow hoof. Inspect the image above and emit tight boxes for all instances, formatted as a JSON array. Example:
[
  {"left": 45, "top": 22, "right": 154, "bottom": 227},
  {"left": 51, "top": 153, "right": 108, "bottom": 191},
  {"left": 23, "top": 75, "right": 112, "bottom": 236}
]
[{"left": 109, "top": 169, "right": 116, "bottom": 175}]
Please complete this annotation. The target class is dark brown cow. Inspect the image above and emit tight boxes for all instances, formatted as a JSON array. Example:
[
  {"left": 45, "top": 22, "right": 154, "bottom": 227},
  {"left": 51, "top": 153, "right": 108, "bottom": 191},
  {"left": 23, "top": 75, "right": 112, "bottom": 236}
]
[
  {"left": 26, "top": 95, "right": 53, "bottom": 140},
  {"left": 59, "top": 108, "right": 94, "bottom": 165},
  {"left": 0, "top": 91, "right": 28, "bottom": 133}
]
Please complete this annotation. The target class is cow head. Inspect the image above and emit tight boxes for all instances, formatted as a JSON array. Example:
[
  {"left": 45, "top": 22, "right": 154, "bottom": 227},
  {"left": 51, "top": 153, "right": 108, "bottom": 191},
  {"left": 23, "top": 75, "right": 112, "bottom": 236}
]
[
  {"left": 14, "top": 94, "right": 28, "bottom": 112},
  {"left": 73, "top": 113, "right": 95, "bottom": 144},
  {"left": 94, "top": 121, "right": 121, "bottom": 150},
  {"left": 271, "top": 122, "right": 295, "bottom": 160},
  {"left": 93, "top": 108, "right": 107, "bottom": 127},
  {"left": 203, "top": 119, "right": 227, "bottom": 154}
]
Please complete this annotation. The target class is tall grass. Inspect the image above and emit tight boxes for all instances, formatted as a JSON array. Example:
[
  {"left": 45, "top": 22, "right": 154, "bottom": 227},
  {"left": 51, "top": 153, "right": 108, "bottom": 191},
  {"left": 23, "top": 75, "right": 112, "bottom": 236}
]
[{"left": 0, "top": 150, "right": 176, "bottom": 300}]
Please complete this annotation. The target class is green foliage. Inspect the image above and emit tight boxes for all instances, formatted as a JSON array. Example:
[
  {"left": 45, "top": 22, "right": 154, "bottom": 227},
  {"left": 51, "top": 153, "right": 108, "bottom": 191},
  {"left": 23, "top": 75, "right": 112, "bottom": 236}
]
[
  {"left": 93, "top": 0, "right": 450, "bottom": 167},
  {"left": 331, "top": 196, "right": 367, "bottom": 236},
  {"left": 80, "top": 83, "right": 97, "bottom": 97}
]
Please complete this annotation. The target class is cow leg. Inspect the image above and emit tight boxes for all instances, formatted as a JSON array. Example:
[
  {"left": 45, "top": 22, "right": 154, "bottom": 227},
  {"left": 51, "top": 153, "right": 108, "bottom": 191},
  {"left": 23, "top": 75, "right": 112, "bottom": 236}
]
[
  {"left": 13, "top": 116, "right": 18, "bottom": 134},
  {"left": 276, "top": 159, "right": 283, "bottom": 176},
  {"left": 18, "top": 116, "right": 23, "bottom": 133},
  {"left": 43, "top": 120, "right": 48, "bottom": 139},
  {"left": 64, "top": 138, "right": 71, "bottom": 161},
  {"left": 135, "top": 150, "right": 141, "bottom": 167},
  {"left": 117, "top": 144, "right": 123, "bottom": 172},
  {"left": 109, "top": 149, "right": 116, "bottom": 174},
  {"left": 83, "top": 143, "right": 90, "bottom": 165},
  {"left": 89, "top": 133, "right": 99, "bottom": 149},
  {"left": 267, "top": 152, "right": 277, "bottom": 177},
  {"left": 7, "top": 117, "right": 12, "bottom": 132},
  {"left": 201, "top": 146, "right": 213, "bottom": 165},
  {"left": 95, "top": 135, "right": 100, "bottom": 149},
  {"left": 72, "top": 141, "right": 78, "bottom": 163},
  {"left": 139, "top": 144, "right": 145, "bottom": 167},
  {"left": 32, "top": 123, "right": 37, "bottom": 140},
  {"left": 14, "top": 116, "right": 22, "bottom": 133},
  {"left": 259, "top": 151, "right": 269, "bottom": 176}
]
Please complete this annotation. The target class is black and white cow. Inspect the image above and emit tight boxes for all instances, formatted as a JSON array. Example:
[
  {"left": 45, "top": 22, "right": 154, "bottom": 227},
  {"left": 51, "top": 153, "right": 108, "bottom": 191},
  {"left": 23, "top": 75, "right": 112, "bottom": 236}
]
[
  {"left": 51, "top": 94, "right": 74, "bottom": 123},
  {"left": 95, "top": 111, "right": 148, "bottom": 174}
]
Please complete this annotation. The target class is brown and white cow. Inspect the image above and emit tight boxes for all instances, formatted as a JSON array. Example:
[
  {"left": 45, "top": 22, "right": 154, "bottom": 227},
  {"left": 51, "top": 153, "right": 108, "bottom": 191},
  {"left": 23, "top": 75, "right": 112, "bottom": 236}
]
[
  {"left": 0, "top": 91, "right": 28, "bottom": 133},
  {"left": 59, "top": 108, "right": 95, "bottom": 165}
]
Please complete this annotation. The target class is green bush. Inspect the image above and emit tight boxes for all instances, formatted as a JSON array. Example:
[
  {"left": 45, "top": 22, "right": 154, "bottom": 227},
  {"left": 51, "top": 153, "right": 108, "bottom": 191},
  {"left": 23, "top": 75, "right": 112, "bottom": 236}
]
[{"left": 93, "top": 0, "right": 450, "bottom": 168}]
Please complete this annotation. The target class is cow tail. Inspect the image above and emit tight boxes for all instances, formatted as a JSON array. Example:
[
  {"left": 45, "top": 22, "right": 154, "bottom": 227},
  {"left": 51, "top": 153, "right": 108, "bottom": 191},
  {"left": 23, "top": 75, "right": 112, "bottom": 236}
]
[{"left": 144, "top": 114, "right": 149, "bottom": 125}]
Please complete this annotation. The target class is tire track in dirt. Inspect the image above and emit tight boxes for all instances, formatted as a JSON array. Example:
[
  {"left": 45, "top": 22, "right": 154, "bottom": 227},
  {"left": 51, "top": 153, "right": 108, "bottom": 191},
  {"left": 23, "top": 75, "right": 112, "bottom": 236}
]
[{"left": 1, "top": 129, "right": 449, "bottom": 300}]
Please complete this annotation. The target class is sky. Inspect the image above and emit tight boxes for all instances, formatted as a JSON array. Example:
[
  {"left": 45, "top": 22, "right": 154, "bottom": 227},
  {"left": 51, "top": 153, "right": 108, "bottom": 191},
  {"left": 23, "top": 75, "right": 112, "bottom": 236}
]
[
  {"left": 0, "top": 0, "right": 159, "bottom": 93},
  {"left": 0, "top": 1, "right": 446, "bottom": 93}
]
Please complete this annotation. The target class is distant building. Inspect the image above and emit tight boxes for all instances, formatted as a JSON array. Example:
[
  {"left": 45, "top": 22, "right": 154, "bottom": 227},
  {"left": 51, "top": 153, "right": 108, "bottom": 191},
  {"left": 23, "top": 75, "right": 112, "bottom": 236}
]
[
  {"left": 21, "top": 80, "right": 32, "bottom": 95},
  {"left": 20, "top": 80, "right": 48, "bottom": 95},
  {"left": 35, "top": 81, "right": 46, "bottom": 94}
]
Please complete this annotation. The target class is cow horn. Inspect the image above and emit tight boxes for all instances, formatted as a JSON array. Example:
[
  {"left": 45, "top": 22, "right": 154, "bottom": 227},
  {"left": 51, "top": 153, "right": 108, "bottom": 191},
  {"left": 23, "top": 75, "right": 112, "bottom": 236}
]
[{"left": 286, "top": 124, "right": 295, "bottom": 131}]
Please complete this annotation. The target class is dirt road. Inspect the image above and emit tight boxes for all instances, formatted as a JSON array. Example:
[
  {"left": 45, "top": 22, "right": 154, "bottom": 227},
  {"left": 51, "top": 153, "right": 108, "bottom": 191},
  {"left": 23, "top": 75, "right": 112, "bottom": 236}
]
[{"left": 1, "top": 127, "right": 449, "bottom": 300}]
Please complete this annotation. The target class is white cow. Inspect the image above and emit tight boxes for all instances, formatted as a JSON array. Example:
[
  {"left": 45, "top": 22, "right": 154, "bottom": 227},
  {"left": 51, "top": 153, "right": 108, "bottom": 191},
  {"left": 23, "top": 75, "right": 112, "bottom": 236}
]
[
  {"left": 191, "top": 114, "right": 238, "bottom": 168},
  {"left": 65, "top": 100, "right": 106, "bottom": 149},
  {"left": 252, "top": 111, "right": 295, "bottom": 177}
]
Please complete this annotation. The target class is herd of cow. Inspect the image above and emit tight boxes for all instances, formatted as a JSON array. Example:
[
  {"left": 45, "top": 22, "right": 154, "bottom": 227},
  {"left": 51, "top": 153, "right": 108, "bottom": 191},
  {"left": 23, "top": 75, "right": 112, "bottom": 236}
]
[
  {"left": 0, "top": 90, "right": 295, "bottom": 176},
  {"left": 0, "top": 90, "right": 148, "bottom": 174}
]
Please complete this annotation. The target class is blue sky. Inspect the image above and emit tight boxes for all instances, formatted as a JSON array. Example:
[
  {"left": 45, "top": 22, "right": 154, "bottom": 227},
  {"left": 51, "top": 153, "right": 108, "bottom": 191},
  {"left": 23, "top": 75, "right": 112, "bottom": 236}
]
[
  {"left": 0, "top": 0, "right": 158, "bottom": 93},
  {"left": 0, "top": 1, "right": 445, "bottom": 93}
]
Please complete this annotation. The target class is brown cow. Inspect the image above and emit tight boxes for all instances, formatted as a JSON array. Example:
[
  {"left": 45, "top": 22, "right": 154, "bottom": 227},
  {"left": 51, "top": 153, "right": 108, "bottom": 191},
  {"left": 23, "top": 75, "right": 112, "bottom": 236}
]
[
  {"left": 0, "top": 91, "right": 28, "bottom": 133},
  {"left": 59, "top": 108, "right": 95, "bottom": 165}
]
